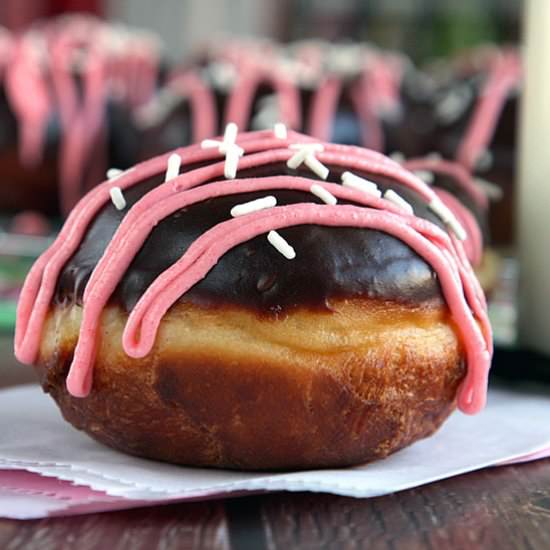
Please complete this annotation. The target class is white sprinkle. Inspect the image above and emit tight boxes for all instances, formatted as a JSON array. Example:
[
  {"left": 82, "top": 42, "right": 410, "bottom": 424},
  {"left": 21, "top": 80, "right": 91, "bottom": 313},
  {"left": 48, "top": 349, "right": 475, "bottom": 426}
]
[
  {"left": 429, "top": 197, "right": 450, "bottom": 220},
  {"left": 109, "top": 186, "right": 126, "bottom": 210},
  {"left": 475, "top": 177, "right": 503, "bottom": 201},
  {"left": 201, "top": 139, "right": 222, "bottom": 149},
  {"left": 475, "top": 149, "right": 493, "bottom": 172},
  {"left": 251, "top": 97, "right": 280, "bottom": 130},
  {"left": 389, "top": 151, "right": 405, "bottom": 164},
  {"left": 304, "top": 154, "right": 329, "bottom": 180},
  {"left": 384, "top": 189, "right": 414, "bottom": 215},
  {"left": 446, "top": 215, "right": 467, "bottom": 241},
  {"left": 165, "top": 153, "right": 182, "bottom": 182},
  {"left": 274, "top": 122, "right": 288, "bottom": 139},
  {"left": 286, "top": 143, "right": 327, "bottom": 175},
  {"left": 203, "top": 124, "right": 243, "bottom": 177},
  {"left": 230, "top": 196, "right": 277, "bottom": 217},
  {"left": 107, "top": 168, "right": 123, "bottom": 180},
  {"left": 134, "top": 88, "right": 181, "bottom": 129},
  {"left": 267, "top": 230, "right": 296, "bottom": 260},
  {"left": 426, "top": 152, "right": 443, "bottom": 162},
  {"left": 310, "top": 183, "right": 337, "bottom": 205},
  {"left": 414, "top": 170, "right": 435, "bottom": 185},
  {"left": 224, "top": 144, "right": 241, "bottom": 179},
  {"left": 286, "top": 148, "right": 309, "bottom": 170},
  {"left": 436, "top": 86, "right": 473, "bottom": 124},
  {"left": 341, "top": 171, "right": 382, "bottom": 198},
  {"left": 221, "top": 122, "right": 238, "bottom": 153},
  {"left": 233, "top": 145, "right": 245, "bottom": 157},
  {"left": 206, "top": 61, "right": 236, "bottom": 90},
  {"left": 429, "top": 198, "right": 467, "bottom": 240}
]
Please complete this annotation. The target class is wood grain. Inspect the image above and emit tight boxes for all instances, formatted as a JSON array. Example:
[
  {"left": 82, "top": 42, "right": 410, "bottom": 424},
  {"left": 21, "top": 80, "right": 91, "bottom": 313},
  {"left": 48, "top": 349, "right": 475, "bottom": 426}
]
[
  {"left": 259, "top": 460, "right": 550, "bottom": 550},
  {"left": 0, "top": 501, "right": 230, "bottom": 550}
]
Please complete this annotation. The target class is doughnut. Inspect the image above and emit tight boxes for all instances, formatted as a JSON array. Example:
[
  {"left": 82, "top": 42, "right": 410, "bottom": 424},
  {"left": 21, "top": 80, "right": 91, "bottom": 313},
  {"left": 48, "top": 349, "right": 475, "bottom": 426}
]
[
  {"left": 0, "top": 15, "right": 163, "bottom": 216},
  {"left": 146, "top": 40, "right": 405, "bottom": 154},
  {"left": 384, "top": 47, "right": 521, "bottom": 244},
  {"left": 15, "top": 125, "right": 492, "bottom": 470}
]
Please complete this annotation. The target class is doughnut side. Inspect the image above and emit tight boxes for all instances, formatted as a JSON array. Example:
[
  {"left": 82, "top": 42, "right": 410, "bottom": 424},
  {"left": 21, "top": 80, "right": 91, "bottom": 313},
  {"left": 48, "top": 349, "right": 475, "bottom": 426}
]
[{"left": 36, "top": 298, "right": 465, "bottom": 470}]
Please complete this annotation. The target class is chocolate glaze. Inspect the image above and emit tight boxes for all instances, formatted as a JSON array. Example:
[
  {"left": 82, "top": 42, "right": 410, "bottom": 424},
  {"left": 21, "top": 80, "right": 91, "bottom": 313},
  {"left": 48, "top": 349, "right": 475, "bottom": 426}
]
[
  {"left": 0, "top": 65, "right": 168, "bottom": 215},
  {"left": 423, "top": 73, "right": 517, "bottom": 244},
  {"left": 0, "top": 90, "right": 61, "bottom": 215},
  {"left": 55, "top": 159, "right": 449, "bottom": 314},
  {"left": 382, "top": 68, "right": 442, "bottom": 158}
]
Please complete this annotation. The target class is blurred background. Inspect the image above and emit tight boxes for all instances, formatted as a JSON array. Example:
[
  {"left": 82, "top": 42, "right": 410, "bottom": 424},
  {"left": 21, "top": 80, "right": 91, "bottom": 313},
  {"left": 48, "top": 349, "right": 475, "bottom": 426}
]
[
  {"left": 0, "top": 0, "right": 522, "bottom": 59},
  {"left": 0, "top": 0, "right": 528, "bottom": 385}
]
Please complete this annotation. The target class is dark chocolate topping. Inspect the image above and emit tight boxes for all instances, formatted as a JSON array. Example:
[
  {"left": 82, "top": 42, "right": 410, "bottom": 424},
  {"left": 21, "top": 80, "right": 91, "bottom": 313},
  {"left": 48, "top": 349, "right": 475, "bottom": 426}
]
[{"left": 55, "top": 159, "right": 448, "bottom": 314}]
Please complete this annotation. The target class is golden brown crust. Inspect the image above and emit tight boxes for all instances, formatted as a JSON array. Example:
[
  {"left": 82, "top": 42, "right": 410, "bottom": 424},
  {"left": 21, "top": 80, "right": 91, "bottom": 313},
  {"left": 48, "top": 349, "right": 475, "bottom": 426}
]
[{"left": 36, "top": 299, "right": 465, "bottom": 470}]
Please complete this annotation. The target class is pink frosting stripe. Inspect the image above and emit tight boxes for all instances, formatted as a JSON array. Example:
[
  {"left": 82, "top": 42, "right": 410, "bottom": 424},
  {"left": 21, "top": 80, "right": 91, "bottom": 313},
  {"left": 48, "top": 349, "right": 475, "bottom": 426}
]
[
  {"left": 168, "top": 71, "right": 218, "bottom": 143},
  {"left": 434, "top": 189, "right": 483, "bottom": 266},
  {"left": 308, "top": 74, "right": 385, "bottom": 151},
  {"left": 349, "top": 74, "right": 384, "bottom": 151},
  {"left": 403, "top": 157, "right": 489, "bottom": 210},
  {"left": 3, "top": 17, "right": 162, "bottom": 214},
  {"left": 224, "top": 68, "right": 301, "bottom": 130},
  {"left": 366, "top": 53, "right": 405, "bottom": 116},
  {"left": 4, "top": 35, "right": 52, "bottom": 167},
  {"left": 50, "top": 34, "right": 109, "bottom": 215},
  {"left": 308, "top": 77, "right": 343, "bottom": 143},
  {"left": 456, "top": 50, "right": 522, "bottom": 170},
  {"left": 15, "top": 130, "right": 491, "bottom": 417},
  {"left": 307, "top": 52, "right": 404, "bottom": 152}
]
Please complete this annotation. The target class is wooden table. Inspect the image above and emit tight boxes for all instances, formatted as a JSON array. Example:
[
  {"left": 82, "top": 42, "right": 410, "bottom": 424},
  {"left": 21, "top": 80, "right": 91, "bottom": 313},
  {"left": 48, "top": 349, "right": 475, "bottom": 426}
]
[
  {"left": 1, "top": 336, "right": 550, "bottom": 550},
  {"left": 0, "top": 460, "right": 549, "bottom": 550}
]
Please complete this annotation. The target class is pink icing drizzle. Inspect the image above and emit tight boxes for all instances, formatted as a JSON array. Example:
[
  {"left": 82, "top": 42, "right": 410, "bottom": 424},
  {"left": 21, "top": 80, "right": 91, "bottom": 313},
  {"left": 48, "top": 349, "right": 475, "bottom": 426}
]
[
  {"left": 434, "top": 188, "right": 483, "bottom": 267},
  {"left": 349, "top": 70, "right": 385, "bottom": 151},
  {"left": 2, "top": 17, "right": 161, "bottom": 214},
  {"left": 4, "top": 34, "right": 52, "bottom": 168},
  {"left": 456, "top": 50, "right": 522, "bottom": 170},
  {"left": 224, "top": 64, "right": 301, "bottom": 130},
  {"left": 165, "top": 71, "right": 217, "bottom": 143},
  {"left": 404, "top": 157, "right": 488, "bottom": 210},
  {"left": 307, "top": 51, "right": 405, "bottom": 151},
  {"left": 403, "top": 157, "right": 488, "bottom": 266},
  {"left": 50, "top": 33, "right": 108, "bottom": 215},
  {"left": 15, "top": 129, "right": 492, "bottom": 415},
  {"left": 307, "top": 72, "right": 386, "bottom": 152},
  {"left": 205, "top": 41, "right": 401, "bottom": 150}
]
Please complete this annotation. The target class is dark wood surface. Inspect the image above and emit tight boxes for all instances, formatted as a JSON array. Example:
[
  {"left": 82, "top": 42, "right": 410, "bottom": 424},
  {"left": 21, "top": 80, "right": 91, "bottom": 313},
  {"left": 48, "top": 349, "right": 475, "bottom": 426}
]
[
  {"left": 0, "top": 460, "right": 549, "bottom": 550},
  {"left": 2, "top": 335, "right": 550, "bottom": 550}
]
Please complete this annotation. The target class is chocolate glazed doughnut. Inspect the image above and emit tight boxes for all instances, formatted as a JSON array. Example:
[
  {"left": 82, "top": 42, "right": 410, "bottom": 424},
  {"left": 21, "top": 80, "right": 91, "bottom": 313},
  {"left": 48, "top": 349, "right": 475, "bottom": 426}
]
[
  {"left": 15, "top": 127, "right": 492, "bottom": 470},
  {"left": 0, "top": 16, "right": 163, "bottom": 216}
]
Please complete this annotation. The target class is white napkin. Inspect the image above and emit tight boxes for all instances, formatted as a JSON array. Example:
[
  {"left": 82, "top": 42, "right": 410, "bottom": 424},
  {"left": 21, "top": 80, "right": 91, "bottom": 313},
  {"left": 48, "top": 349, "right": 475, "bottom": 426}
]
[{"left": 1, "top": 384, "right": 549, "bottom": 503}]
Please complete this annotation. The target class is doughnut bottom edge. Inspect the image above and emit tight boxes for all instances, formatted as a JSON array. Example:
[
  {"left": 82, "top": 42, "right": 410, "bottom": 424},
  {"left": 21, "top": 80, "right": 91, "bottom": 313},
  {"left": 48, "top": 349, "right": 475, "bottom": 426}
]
[{"left": 35, "top": 300, "right": 465, "bottom": 470}]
